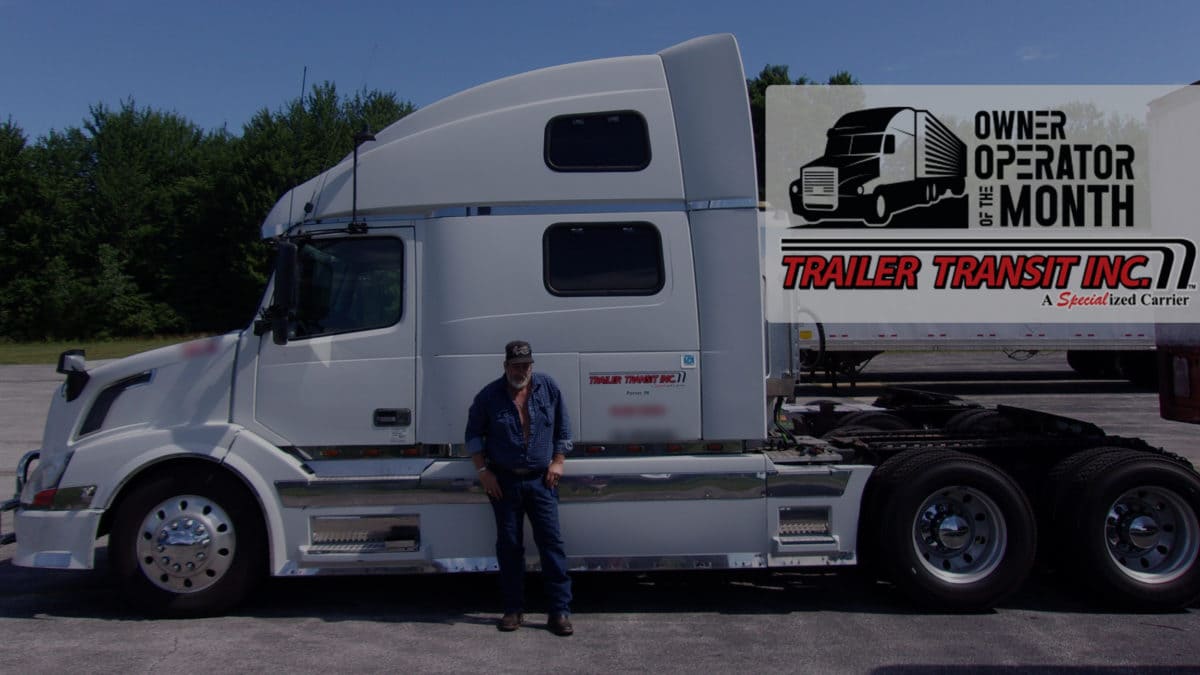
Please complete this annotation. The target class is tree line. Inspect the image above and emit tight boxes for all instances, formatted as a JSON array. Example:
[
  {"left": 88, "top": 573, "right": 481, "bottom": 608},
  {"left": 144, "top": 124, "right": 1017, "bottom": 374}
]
[{"left": 0, "top": 66, "right": 849, "bottom": 341}]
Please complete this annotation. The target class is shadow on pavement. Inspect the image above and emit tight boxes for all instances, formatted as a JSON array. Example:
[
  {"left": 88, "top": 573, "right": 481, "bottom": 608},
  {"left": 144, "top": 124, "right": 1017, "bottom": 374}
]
[{"left": 2, "top": 550, "right": 1194, "bottom": 623}]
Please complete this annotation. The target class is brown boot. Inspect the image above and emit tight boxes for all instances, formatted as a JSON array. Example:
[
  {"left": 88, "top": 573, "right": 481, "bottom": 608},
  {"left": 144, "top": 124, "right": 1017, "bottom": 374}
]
[
  {"left": 497, "top": 613, "right": 523, "bottom": 632},
  {"left": 548, "top": 614, "right": 574, "bottom": 636}
]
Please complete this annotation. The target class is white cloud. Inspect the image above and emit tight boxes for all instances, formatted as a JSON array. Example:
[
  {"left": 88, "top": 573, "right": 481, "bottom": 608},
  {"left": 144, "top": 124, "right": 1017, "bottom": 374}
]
[{"left": 1017, "top": 46, "right": 1057, "bottom": 63}]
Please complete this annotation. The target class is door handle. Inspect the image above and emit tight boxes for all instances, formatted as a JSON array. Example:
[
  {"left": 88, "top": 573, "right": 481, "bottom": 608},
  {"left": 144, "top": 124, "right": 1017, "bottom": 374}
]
[{"left": 373, "top": 408, "right": 411, "bottom": 427}]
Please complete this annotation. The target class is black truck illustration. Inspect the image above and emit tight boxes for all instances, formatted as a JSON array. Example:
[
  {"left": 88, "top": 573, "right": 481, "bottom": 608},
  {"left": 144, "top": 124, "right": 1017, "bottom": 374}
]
[{"left": 789, "top": 107, "right": 966, "bottom": 226}]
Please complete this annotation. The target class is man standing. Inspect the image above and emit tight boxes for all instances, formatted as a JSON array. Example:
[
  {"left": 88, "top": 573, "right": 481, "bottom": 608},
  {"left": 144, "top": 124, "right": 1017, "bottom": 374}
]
[{"left": 466, "top": 340, "right": 574, "bottom": 635}]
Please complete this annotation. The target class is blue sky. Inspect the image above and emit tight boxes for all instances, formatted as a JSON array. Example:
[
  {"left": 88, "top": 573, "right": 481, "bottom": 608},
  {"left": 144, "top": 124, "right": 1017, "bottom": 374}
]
[{"left": 2, "top": 0, "right": 1198, "bottom": 141}]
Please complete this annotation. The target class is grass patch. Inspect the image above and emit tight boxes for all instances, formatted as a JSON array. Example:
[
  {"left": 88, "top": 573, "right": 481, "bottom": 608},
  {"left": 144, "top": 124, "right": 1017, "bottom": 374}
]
[{"left": 0, "top": 335, "right": 209, "bottom": 365}]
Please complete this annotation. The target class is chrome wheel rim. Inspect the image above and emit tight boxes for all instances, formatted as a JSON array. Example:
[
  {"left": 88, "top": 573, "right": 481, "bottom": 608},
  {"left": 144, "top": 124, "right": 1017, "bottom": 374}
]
[
  {"left": 135, "top": 494, "right": 236, "bottom": 594},
  {"left": 912, "top": 486, "right": 1007, "bottom": 584},
  {"left": 1104, "top": 485, "right": 1199, "bottom": 584}
]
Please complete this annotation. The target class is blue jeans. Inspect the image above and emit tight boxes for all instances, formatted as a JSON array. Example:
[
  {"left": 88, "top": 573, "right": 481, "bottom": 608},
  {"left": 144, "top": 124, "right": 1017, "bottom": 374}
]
[{"left": 489, "top": 471, "right": 572, "bottom": 615}]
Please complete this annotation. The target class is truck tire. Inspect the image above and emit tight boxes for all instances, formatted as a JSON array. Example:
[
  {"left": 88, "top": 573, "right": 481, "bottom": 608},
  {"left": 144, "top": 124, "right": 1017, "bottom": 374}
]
[
  {"left": 1067, "top": 350, "right": 1116, "bottom": 378},
  {"left": 1116, "top": 351, "right": 1159, "bottom": 389},
  {"left": 1056, "top": 451, "right": 1200, "bottom": 609},
  {"left": 856, "top": 450, "right": 920, "bottom": 574},
  {"left": 873, "top": 450, "right": 1036, "bottom": 610},
  {"left": 944, "top": 409, "right": 1014, "bottom": 435},
  {"left": 866, "top": 193, "right": 889, "bottom": 226},
  {"left": 831, "top": 411, "right": 911, "bottom": 432},
  {"left": 109, "top": 468, "right": 265, "bottom": 617},
  {"left": 1040, "top": 447, "right": 1132, "bottom": 567}
]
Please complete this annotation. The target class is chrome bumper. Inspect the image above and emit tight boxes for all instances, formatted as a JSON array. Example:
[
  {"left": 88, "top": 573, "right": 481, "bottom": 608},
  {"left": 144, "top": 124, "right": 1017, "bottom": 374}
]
[{"left": 1, "top": 450, "right": 41, "bottom": 546}]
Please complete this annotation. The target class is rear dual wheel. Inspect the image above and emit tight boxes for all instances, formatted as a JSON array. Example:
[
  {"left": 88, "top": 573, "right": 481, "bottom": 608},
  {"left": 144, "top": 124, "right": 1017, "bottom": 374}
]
[
  {"left": 864, "top": 450, "right": 1036, "bottom": 610},
  {"left": 1047, "top": 449, "right": 1200, "bottom": 609}
]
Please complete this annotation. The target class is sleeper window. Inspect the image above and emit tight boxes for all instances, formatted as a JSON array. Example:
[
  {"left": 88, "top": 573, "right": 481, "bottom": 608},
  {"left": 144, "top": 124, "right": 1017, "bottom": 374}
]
[
  {"left": 543, "top": 223, "right": 664, "bottom": 296},
  {"left": 545, "top": 111, "right": 651, "bottom": 172}
]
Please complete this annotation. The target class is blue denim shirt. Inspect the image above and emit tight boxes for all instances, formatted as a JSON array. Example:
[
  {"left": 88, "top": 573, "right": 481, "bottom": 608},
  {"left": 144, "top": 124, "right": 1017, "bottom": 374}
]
[{"left": 465, "top": 372, "right": 573, "bottom": 471}]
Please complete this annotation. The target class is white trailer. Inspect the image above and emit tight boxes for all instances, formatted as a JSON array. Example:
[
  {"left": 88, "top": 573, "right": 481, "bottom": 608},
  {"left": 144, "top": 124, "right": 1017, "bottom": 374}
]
[
  {"left": 1152, "top": 83, "right": 1200, "bottom": 424},
  {"left": 4, "top": 35, "right": 1198, "bottom": 616}
]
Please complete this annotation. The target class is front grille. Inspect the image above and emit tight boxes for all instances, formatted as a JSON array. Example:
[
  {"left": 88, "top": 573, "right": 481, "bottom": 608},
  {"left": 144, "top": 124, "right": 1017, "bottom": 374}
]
[{"left": 802, "top": 168, "right": 838, "bottom": 209}]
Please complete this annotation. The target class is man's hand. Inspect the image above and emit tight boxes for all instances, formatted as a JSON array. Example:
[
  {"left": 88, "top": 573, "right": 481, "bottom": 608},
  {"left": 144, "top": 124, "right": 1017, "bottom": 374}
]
[
  {"left": 479, "top": 469, "right": 503, "bottom": 500},
  {"left": 545, "top": 455, "right": 565, "bottom": 489}
]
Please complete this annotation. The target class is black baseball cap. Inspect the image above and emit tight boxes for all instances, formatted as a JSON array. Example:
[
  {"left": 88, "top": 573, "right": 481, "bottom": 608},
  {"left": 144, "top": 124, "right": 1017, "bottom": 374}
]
[{"left": 505, "top": 340, "right": 534, "bottom": 364}]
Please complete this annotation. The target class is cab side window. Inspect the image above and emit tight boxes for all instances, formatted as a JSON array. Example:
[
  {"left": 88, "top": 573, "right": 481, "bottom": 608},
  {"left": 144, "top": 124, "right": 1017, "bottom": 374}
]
[
  {"left": 543, "top": 223, "right": 664, "bottom": 296},
  {"left": 293, "top": 237, "right": 403, "bottom": 339}
]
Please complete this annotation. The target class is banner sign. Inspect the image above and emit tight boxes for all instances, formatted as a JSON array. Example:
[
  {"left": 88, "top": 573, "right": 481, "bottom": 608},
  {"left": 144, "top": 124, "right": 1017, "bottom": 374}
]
[{"left": 764, "top": 85, "right": 1199, "bottom": 324}]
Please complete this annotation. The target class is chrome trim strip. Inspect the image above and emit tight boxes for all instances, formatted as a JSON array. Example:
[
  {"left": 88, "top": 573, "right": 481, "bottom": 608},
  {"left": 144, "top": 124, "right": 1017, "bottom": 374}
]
[
  {"left": 766, "top": 469, "right": 852, "bottom": 498},
  {"left": 448, "top": 442, "right": 748, "bottom": 458},
  {"left": 282, "top": 446, "right": 450, "bottom": 461},
  {"left": 432, "top": 201, "right": 689, "bottom": 217},
  {"left": 776, "top": 535, "right": 838, "bottom": 546},
  {"left": 277, "top": 477, "right": 429, "bottom": 508},
  {"left": 768, "top": 553, "right": 857, "bottom": 567},
  {"left": 276, "top": 472, "right": 766, "bottom": 508},
  {"left": 559, "top": 472, "right": 764, "bottom": 502},
  {"left": 281, "top": 553, "right": 767, "bottom": 576},
  {"left": 685, "top": 198, "right": 758, "bottom": 211},
  {"left": 568, "top": 553, "right": 765, "bottom": 571},
  {"left": 268, "top": 198, "right": 759, "bottom": 237}
]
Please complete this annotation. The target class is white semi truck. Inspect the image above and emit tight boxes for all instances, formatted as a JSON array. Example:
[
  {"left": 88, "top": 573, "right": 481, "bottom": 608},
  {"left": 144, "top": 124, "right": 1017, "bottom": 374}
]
[
  {"left": 4, "top": 35, "right": 1198, "bottom": 616},
  {"left": 788, "top": 107, "right": 967, "bottom": 226}
]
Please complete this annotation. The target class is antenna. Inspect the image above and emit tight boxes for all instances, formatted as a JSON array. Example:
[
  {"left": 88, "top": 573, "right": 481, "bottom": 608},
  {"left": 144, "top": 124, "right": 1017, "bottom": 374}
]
[
  {"left": 350, "top": 124, "right": 376, "bottom": 233},
  {"left": 287, "top": 66, "right": 309, "bottom": 228}
]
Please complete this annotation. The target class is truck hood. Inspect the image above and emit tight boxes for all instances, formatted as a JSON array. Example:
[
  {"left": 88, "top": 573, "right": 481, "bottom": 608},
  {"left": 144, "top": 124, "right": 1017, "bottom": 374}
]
[{"left": 41, "top": 334, "right": 241, "bottom": 456}]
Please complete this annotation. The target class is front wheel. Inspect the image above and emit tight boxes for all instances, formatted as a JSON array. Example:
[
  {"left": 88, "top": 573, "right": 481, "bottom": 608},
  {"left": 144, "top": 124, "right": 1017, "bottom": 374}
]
[
  {"left": 865, "top": 193, "right": 890, "bottom": 226},
  {"left": 872, "top": 450, "right": 1036, "bottom": 609},
  {"left": 109, "top": 469, "right": 265, "bottom": 616}
]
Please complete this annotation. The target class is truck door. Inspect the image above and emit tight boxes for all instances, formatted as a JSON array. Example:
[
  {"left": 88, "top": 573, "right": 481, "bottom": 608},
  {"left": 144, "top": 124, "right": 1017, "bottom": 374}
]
[{"left": 254, "top": 229, "right": 417, "bottom": 447}]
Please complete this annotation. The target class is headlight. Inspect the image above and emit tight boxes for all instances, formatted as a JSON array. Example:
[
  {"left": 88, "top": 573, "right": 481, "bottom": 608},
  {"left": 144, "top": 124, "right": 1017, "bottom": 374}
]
[{"left": 19, "top": 451, "right": 73, "bottom": 506}]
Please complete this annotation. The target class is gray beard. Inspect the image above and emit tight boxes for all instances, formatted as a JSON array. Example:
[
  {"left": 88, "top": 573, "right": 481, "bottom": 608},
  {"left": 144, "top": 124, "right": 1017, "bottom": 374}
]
[{"left": 507, "top": 374, "right": 531, "bottom": 390}]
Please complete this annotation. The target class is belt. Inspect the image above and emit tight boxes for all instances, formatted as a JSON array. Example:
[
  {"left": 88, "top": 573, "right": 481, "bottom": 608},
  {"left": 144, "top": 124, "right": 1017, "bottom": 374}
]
[{"left": 489, "top": 465, "right": 547, "bottom": 478}]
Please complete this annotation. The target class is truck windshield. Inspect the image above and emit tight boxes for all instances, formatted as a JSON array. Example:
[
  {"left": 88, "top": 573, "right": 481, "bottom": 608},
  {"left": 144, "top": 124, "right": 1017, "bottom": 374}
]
[{"left": 826, "top": 134, "right": 884, "bottom": 156}]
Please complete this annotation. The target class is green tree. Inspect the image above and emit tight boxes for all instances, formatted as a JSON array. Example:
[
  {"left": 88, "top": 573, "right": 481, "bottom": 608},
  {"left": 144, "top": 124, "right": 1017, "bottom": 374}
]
[
  {"left": 748, "top": 66, "right": 858, "bottom": 200},
  {"left": 0, "top": 84, "right": 414, "bottom": 340},
  {"left": 0, "top": 126, "right": 97, "bottom": 339},
  {"left": 210, "top": 83, "right": 414, "bottom": 331},
  {"left": 0, "top": 119, "right": 32, "bottom": 239}
]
